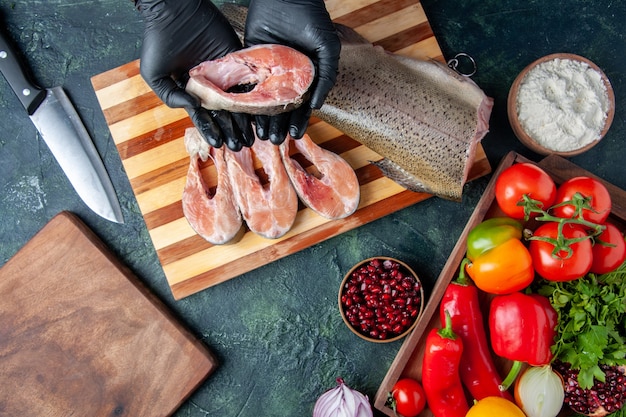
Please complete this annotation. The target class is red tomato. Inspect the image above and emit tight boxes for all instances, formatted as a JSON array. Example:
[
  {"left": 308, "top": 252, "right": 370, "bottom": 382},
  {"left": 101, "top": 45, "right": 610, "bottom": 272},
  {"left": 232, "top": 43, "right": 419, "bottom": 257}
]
[
  {"left": 389, "top": 378, "right": 427, "bottom": 417},
  {"left": 552, "top": 177, "right": 611, "bottom": 224},
  {"left": 591, "top": 223, "right": 626, "bottom": 274},
  {"left": 529, "top": 222, "right": 593, "bottom": 281},
  {"left": 495, "top": 163, "right": 557, "bottom": 219}
]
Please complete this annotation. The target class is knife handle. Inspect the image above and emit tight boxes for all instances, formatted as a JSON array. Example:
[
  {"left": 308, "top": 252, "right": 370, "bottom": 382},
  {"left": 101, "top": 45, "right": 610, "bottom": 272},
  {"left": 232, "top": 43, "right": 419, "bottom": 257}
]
[{"left": 0, "top": 28, "right": 47, "bottom": 115}]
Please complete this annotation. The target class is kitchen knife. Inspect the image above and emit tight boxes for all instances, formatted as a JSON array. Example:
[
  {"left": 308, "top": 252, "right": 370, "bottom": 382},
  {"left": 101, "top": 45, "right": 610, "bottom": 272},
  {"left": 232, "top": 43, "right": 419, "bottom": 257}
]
[{"left": 0, "top": 27, "right": 124, "bottom": 224}]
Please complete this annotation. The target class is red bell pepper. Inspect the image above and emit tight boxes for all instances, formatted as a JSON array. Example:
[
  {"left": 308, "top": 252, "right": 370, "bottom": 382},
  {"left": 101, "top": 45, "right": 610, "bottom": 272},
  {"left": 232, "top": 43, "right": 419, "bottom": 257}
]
[
  {"left": 440, "top": 274, "right": 513, "bottom": 401},
  {"left": 489, "top": 292, "right": 558, "bottom": 390},
  {"left": 422, "top": 311, "right": 469, "bottom": 417}
]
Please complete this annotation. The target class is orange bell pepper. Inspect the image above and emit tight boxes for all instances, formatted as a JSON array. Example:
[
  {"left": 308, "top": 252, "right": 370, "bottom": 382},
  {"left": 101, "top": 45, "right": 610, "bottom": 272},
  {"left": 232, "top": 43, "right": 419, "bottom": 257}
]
[{"left": 463, "top": 217, "right": 534, "bottom": 294}]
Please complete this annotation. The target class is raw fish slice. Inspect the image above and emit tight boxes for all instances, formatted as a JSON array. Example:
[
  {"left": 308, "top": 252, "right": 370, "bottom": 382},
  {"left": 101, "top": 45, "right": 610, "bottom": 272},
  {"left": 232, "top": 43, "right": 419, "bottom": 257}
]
[
  {"left": 182, "top": 128, "right": 243, "bottom": 245},
  {"left": 186, "top": 44, "right": 315, "bottom": 115},
  {"left": 280, "top": 134, "right": 360, "bottom": 220},
  {"left": 225, "top": 137, "right": 298, "bottom": 239}
]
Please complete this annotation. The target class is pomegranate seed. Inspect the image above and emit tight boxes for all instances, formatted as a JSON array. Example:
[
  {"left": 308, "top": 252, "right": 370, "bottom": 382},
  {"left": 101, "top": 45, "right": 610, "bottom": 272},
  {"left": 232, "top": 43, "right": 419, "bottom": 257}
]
[{"left": 341, "top": 258, "right": 421, "bottom": 340}]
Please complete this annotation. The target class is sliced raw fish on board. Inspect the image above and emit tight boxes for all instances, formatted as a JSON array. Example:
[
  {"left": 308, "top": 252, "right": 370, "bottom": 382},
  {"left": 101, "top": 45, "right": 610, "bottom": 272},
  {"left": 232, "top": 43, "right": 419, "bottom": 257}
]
[
  {"left": 280, "top": 134, "right": 360, "bottom": 220},
  {"left": 225, "top": 137, "right": 299, "bottom": 239},
  {"left": 186, "top": 44, "right": 315, "bottom": 115},
  {"left": 182, "top": 128, "right": 244, "bottom": 245},
  {"left": 91, "top": 0, "right": 492, "bottom": 298}
]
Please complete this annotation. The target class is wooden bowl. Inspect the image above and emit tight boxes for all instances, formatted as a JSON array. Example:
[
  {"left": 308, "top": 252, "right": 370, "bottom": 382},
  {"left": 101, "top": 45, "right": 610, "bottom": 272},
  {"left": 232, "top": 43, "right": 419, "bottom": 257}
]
[
  {"left": 338, "top": 257, "right": 424, "bottom": 343},
  {"left": 508, "top": 53, "right": 615, "bottom": 157}
]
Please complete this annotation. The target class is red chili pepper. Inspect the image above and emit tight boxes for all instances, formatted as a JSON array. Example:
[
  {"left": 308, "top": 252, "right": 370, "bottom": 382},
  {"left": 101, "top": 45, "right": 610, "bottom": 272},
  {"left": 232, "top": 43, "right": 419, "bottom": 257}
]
[
  {"left": 440, "top": 273, "right": 514, "bottom": 401},
  {"left": 422, "top": 311, "right": 469, "bottom": 417},
  {"left": 489, "top": 292, "right": 558, "bottom": 390}
]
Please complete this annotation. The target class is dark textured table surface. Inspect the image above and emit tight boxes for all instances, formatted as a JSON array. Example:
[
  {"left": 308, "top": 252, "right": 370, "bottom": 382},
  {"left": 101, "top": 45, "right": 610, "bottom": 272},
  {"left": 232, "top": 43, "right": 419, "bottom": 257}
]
[{"left": 1, "top": 1, "right": 624, "bottom": 416}]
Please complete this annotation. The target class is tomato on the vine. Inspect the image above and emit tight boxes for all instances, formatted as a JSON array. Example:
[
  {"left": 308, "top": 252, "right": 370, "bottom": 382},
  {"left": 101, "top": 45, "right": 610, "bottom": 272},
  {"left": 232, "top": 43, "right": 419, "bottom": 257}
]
[
  {"left": 529, "top": 222, "right": 593, "bottom": 282},
  {"left": 495, "top": 163, "right": 557, "bottom": 220},
  {"left": 551, "top": 176, "right": 611, "bottom": 224},
  {"left": 388, "top": 378, "right": 427, "bottom": 417},
  {"left": 591, "top": 223, "right": 626, "bottom": 274}
]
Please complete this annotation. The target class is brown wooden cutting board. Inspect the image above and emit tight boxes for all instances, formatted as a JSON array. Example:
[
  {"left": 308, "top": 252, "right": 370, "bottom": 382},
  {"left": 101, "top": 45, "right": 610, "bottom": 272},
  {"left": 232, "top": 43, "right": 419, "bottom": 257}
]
[
  {"left": 0, "top": 212, "right": 217, "bottom": 417},
  {"left": 90, "top": 0, "right": 492, "bottom": 299}
]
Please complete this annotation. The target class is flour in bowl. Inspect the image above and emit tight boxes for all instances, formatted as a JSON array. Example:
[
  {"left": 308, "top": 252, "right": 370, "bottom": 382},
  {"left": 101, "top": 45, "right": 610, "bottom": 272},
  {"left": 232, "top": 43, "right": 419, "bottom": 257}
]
[{"left": 516, "top": 57, "right": 610, "bottom": 152}]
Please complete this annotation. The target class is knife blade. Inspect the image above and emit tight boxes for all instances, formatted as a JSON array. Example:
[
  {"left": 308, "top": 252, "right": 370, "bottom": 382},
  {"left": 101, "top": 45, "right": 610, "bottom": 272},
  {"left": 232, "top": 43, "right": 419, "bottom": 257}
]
[{"left": 0, "top": 26, "right": 124, "bottom": 224}]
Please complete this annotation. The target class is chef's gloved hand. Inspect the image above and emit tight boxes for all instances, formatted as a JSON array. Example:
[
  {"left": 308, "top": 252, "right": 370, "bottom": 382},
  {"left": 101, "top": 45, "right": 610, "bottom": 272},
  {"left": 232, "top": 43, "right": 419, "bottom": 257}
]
[
  {"left": 244, "top": 0, "right": 340, "bottom": 144},
  {"left": 136, "top": 0, "right": 254, "bottom": 151}
]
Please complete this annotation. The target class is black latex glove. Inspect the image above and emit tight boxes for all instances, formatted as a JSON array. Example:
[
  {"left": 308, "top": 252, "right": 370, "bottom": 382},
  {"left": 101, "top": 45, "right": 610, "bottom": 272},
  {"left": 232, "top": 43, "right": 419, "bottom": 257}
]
[
  {"left": 244, "top": 0, "right": 341, "bottom": 144},
  {"left": 136, "top": 0, "right": 254, "bottom": 151}
]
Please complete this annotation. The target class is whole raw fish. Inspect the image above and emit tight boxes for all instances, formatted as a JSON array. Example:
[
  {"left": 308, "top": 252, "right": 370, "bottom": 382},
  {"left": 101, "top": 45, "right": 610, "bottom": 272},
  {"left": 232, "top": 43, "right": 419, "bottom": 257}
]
[
  {"left": 280, "top": 133, "right": 360, "bottom": 220},
  {"left": 186, "top": 44, "right": 315, "bottom": 115},
  {"left": 220, "top": 4, "right": 493, "bottom": 201},
  {"left": 225, "top": 136, "right": 298, "bottom": 239},
  {"left": 182, "top": 128, "right": 244, "bottom": 245}
]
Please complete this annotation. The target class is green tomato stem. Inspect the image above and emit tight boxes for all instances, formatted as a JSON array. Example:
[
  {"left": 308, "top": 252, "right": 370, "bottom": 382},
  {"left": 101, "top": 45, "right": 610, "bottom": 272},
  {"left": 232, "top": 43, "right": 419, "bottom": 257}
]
[
  {"left": 520, "top": 191, "right": 605, "bottom": 236},
  {"left": 385, "top": 391, "right": 399, "bottom": 416},
  {"left": 519, "top": 194, "right": 548, "bottom": 219},
  {"left": 523, "top": 198, "right": 606, "bottom": 260},
  {"left": 526, "top": 215, "right": 601, "bottom": 260}
]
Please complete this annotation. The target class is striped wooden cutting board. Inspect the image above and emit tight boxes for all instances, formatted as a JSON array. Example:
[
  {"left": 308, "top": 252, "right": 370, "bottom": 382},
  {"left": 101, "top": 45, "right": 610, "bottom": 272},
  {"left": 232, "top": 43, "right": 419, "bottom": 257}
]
[{"left": 91, "top": 0, "right": 491, "bottom": 299}]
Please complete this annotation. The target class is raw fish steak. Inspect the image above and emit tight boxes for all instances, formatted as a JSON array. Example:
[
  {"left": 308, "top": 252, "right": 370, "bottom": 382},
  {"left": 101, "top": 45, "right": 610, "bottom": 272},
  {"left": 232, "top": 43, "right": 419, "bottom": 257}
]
[
  {"left": 225, "top": 137, "right": 298, "bottom": 239},
  {"left": 280, "top": 134, "right": 360, "bottom": 220},
  {"left": 182, "top": 128, "right": 243, "bottom": 245},
  {"left": 186, "top": 44, "right": 315, "bottom": 115}
]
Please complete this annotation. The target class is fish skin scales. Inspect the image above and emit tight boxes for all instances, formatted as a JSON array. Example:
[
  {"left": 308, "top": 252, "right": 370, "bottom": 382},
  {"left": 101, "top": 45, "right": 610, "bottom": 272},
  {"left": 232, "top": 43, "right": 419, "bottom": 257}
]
[{"left": 314, "top": 27, "right": 492, "bottom": 200}]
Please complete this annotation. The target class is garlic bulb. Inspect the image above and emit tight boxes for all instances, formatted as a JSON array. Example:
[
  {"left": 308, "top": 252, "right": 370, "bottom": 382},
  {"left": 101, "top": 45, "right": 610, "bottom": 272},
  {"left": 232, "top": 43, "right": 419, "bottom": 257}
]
[
  {"left": 313, "top": 378, "right": 373, "bottom": 417},
  {"left": 514, "top": 365, "right": 565, "bottom": 417}
]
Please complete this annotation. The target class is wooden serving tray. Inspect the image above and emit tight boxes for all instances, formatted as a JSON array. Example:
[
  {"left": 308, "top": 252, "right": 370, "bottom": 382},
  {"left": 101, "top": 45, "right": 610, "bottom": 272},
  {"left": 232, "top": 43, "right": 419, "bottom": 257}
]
[
  {"left": 0, "top": 212, "right": 217, "bottom": 417},
  {"left": 90, "top": 0, "right": 491, "bottom": 299},
  {"left": 373, "top": 152, "right": 626, "bottom": 416}
]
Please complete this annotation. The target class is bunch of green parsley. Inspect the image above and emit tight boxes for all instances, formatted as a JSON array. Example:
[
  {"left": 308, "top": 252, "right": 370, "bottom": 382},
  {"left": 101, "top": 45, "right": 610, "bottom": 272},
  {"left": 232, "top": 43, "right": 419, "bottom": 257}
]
[{"left": 537, "top": 262, "right": 626, "bottom": 389}]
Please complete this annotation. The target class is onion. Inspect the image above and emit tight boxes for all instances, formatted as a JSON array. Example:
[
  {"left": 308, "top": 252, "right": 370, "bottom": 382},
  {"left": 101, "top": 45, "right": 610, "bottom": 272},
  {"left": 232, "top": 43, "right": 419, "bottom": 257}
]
[
  {"left": 514, "top": 365, "right": 565, "bottom": 417},
  {"left": 313, "top": 377, "right": 373, "bottom": 417}
]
